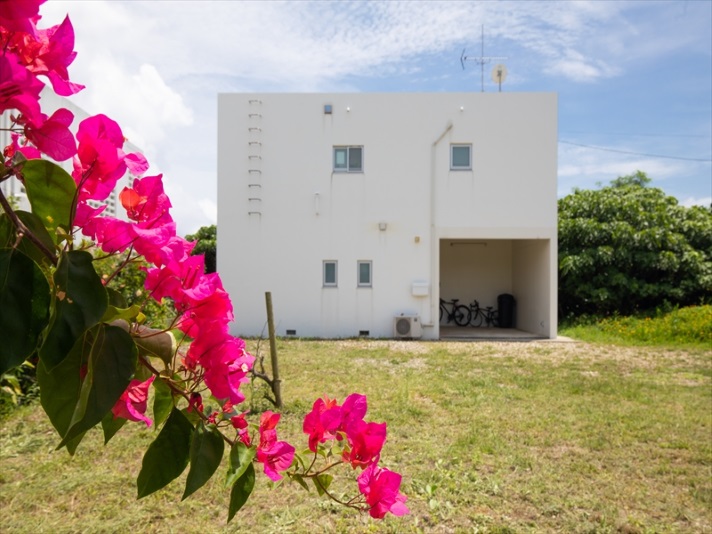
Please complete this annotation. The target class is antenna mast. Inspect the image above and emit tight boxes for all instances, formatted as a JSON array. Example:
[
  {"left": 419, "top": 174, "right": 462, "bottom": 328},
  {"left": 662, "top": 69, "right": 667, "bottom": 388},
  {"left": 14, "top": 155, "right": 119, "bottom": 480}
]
[{"left": 460, "top": 25, "right": 508, "bottom": 92}]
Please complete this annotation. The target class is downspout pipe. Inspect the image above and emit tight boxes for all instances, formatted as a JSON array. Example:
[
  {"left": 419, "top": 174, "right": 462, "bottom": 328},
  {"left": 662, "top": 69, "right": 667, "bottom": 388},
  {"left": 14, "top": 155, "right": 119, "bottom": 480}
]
[{"left": 425, "top": 121, "right": 453, "bottom": 328}]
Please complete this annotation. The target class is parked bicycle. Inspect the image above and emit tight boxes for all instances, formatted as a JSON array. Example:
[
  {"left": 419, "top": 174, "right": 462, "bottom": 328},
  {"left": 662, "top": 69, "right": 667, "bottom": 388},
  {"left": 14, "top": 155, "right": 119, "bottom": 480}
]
[
  {"left": 439, "top": 298, "right": 471, "bottom": 327},
  {"left": 468, "top": 299, "right": 499, "bottom": 327}
]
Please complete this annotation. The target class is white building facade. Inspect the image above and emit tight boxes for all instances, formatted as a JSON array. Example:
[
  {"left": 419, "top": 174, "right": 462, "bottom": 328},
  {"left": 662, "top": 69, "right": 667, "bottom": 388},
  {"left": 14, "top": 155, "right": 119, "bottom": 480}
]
[{"left": 218, "top": 93, "right": 558, "bottom": 340}]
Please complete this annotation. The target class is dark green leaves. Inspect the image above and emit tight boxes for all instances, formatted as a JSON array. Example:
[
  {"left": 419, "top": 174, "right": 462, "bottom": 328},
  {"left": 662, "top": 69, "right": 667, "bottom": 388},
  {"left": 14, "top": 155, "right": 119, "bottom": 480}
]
[
  {"left": 57, "top": 324, "right": 137, "bottom": 449},
  {"left": 182, "top": 422, "right": 225, "bottom": 500},
  {"left": 40, "top": 250, "right": 108, "bottom": 371},
  {"left": 22, "top": 159, "right": 76, "bottom": 243},
  {"left": 225, "top": 442, "right": 257, "bottom": 522},
  {"left": 151, "top": 377, "right": 174, "bottom": 428},
  {"left": 38, "top": 323, "right": 137, "bottom": 454},
  {"left": 0, "top": 248, "right": 50, "bottom": 375},
  {"left": 228, "top": 463, "right": 255, "bottom": 523},
  {"left": 137, "top": 408, "right": 193, "bottom": 499},
  {"left": 226, "top": 441, "right": 256, "bottom": 487}
]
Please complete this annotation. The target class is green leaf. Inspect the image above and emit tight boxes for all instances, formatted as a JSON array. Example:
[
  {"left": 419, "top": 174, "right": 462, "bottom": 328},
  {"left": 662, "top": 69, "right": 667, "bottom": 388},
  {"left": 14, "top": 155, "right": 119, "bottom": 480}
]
[
  {"left": 0, "top": 248, "right": 50, "bottom": 375},
  {"left": 101, "top": 410, "right": 127, "bottom": 444},
  {"left": 182, "top": 422, "right": 225, "bottom": 500},
  {"left": 152, "top": 377, "right": 174, "bottom": 428},
  {"left": 105, "top": 287, "right": 127, "bottom": 308},
  {"left": 226, "top": 441, "right": 256, "bottom": 488},
  {"left": 37, "top": 335, "right": 83, "bottom": 442},
  {"left": 227, "top": 462, "right": 255, "bottom": 523},
  {"left": 137, "top": 407, "right": 193, "bottom": 499},
  {"left": 101, "top": 304, "right": 141, "bottom": 323},
  {"left": 0, "top": 211, "right": 56, "bottom": 266},
  {"left": 313, "top": 473, "right": 334, "bottom": 496},
  {"left": 22, "top": 159, "right": 76, "bottom": 243},
  {"left": 57, "top": 324, "right": 137, "bottom": 449},
  {"left": 40, "top": 250, "right": 108, "bottom": 371},
  {"left": 291, "top": 473, "right": 310, "bottom": 492}
]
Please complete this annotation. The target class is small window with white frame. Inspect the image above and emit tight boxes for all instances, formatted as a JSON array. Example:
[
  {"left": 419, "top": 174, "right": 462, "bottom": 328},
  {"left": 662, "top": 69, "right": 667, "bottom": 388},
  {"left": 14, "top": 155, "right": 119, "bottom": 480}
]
[
  {"left": 450, "top": 144, "right": 472, "bottom": 170},
  {"left": 323, "top": 260, "right": 338, "bottom": 287},
  {"left": 333, "top": 146, "right": 363, "bottom": 172},
  {"left": 357, "top": 260, "right": 372, "bottom": 287}
]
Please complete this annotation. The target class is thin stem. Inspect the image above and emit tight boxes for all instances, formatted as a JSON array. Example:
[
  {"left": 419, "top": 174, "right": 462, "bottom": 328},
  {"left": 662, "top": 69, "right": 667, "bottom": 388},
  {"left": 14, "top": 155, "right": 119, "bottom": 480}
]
[{"left": 0, "top": 187, "right": 58, "bottom": 266}]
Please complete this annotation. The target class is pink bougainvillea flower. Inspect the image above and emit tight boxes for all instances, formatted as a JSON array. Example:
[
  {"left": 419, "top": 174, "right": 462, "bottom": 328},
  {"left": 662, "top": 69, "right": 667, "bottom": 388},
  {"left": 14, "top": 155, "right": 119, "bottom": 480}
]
[
  {"left": 343, "top": 420, "right": 387, "bottom": 469},
  {"left": 0, "top": 53, "right": 44, "bottom": 126},
  {"left": 111, "top": 375, "right": 156, "bottom": 427},
  {"left": 357, "top": 462, "right": 409, "bottom": 519},
  {"left": 0, "top": 0, "right": 44, "bottom": 34},
  {"left": 230, "top": 412, "right": 251, "bottom": 446},
  {"left": 303, "top": 396, "right": 342, "bottom": 452},
  {"left": 24, "top": 107, "right": 76, "bottom": 160},
  {"left": 339, "top": 393, "right": 368, "bottom": 434},
  {"left": 256, "top": 411, "right": 295, "bottom": 481},
  {"left": 119, "top": 174, "right": 172, "bottom": 224},
  {"left": 32, "top": 15, "right": 84, "bottom": 96},
  {"left": 257, "top": 440, "right": 295, "bottom": 482},
  {"left": 4, "top": 131, "right": 41, "bottom": 162},
  {"left": 72, "top": 114, "right": 147, "bottom": 202}
]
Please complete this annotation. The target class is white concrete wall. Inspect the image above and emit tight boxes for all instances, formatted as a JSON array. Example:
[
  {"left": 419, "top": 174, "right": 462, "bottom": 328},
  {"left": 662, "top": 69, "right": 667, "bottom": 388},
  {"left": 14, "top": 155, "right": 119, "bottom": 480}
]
[{"left": 218, "top": 93, "right": 557, "bottom": 339}]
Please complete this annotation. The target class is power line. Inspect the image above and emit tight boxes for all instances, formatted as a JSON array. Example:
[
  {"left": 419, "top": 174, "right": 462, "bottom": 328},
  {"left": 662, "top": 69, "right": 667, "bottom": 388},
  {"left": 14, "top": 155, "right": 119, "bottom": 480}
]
[{"left": 559, "top": 140, "right": 712, "bottom": 162}]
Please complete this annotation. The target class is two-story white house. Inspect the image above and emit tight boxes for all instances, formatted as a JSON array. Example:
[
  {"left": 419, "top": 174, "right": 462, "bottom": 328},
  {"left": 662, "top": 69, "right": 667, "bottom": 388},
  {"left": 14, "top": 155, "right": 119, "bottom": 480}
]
[{"left": 217, "top": 92, "right": 558, "bottom": 340}]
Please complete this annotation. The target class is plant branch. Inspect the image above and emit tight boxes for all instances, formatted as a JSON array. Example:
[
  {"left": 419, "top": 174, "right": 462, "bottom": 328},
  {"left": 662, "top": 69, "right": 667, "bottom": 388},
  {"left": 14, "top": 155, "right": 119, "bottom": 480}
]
[{"left": 0, "top": 188, "right": 57, "bottom": 266}]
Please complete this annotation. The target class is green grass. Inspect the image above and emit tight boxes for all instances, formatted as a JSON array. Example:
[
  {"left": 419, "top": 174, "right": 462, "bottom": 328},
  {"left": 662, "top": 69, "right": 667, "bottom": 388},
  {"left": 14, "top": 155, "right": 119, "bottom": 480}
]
[
  {"left": 1, "top": 338, "right": 711, "bottom": 533},
  {"left": 560, "top": 305, "right": 712, "bottom": 349}
]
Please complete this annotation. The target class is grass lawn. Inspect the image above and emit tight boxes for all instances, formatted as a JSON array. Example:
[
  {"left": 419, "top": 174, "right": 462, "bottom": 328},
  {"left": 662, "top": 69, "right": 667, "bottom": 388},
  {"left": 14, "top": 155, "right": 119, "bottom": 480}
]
[{"left": 1, "top": 338, "right": 710, "bottom": 533}]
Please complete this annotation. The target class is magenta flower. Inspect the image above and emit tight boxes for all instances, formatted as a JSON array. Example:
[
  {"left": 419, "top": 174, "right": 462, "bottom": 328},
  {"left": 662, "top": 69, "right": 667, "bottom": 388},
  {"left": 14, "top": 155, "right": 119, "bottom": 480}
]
[
  {"left": 303, "top": 396, "right": 342, "bottom": 452},
  {"left": 256, "top": 411, "right": 295, "bottom": 481},
  {"left": 0, "top": 0, "right": 44, "bottom": 34},
  {"left": 357, "top": 462, "right": 409, "bottom": 519},
  {"left": 0, "top": 53, "right": 44, "bottom": 126},
  {"left": 72, "top": 114, "right": 147, "bottom": 202},
  {"left": 343, "top": 420, "right": 387, "bottom": 469},
  {"left": 111, "top": 376, "right": 155, "bottom": 427},
  {"left": 24, "top": 106, "right": 76, "bottom": 160}
]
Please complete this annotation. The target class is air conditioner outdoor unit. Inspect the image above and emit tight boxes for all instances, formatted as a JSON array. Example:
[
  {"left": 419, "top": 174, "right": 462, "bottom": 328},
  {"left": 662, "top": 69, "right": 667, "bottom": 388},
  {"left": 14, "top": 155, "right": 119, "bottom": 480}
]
[{"left": 393, "top": 315, "right": 423, "bottom": 339}]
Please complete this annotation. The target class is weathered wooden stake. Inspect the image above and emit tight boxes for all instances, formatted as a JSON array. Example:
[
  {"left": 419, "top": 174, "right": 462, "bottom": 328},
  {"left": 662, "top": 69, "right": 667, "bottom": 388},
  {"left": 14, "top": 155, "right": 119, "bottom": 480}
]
[{"left": 265, "top": 291, "right": 282, "bottom": 409}]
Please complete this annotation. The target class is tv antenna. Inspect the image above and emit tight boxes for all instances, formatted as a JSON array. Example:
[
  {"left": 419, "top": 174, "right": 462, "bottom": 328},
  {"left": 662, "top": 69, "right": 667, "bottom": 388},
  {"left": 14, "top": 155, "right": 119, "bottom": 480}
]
[{"left": 460, "top": 25, "right": 508, "bottom": 92}]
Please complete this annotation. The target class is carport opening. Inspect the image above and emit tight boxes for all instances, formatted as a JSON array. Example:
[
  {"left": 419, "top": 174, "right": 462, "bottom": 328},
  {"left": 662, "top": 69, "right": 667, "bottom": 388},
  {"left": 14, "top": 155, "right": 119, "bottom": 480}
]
[{"left": 438, "top": 238, "right": 552, "bottom": 339}]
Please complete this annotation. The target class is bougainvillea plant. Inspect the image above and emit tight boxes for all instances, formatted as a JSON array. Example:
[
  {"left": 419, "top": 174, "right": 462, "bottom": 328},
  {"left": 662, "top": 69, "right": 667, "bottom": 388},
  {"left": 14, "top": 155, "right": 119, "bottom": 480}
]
[{"left": 0, "top": 0, "right": 407, "bottom": 522}]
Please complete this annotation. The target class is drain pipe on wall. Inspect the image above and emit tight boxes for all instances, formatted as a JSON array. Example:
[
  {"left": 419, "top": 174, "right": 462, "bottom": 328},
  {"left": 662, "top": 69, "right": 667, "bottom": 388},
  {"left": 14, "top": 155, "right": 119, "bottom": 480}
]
[{"left": 423, "top": 121, "right": 453, "bottom": 328}]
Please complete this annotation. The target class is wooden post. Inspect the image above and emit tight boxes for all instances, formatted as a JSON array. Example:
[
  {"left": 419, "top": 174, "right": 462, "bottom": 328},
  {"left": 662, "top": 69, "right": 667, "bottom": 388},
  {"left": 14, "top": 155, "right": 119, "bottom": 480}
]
[{"left": 265, "top": 291, "right": 282, "bottom": 409}]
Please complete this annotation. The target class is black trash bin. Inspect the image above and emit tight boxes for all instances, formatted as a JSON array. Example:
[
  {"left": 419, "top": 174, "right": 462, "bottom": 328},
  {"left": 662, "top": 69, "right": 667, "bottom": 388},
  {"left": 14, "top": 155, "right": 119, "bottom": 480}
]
[{"left": 497, "top": 294, "right": 515, "bottom": 328}]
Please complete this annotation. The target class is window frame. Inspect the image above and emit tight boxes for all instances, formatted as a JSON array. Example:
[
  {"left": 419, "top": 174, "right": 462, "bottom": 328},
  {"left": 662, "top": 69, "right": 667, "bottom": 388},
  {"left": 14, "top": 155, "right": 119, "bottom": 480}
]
[
  {"left": 333, "top": 146, "right": 364, "bottom": 173},
  {"left": 323, "top": 260, "right": 338, "bottom": 287},
  {"left": 450, "top": 143, "right": 472, "bottom": 171},
  {"left": 357, "top": 260, "right": 372, "bottom": 288}
]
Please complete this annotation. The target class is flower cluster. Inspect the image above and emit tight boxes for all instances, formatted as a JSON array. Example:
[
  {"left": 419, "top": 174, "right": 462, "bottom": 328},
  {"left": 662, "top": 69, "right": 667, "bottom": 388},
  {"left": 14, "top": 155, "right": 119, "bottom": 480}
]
[
  {"left": 303, "top": 394, "right": 408, "bottom": 518},
  {"left": 1, "top": 0, "right": 82, "bottom": 161},
  {"left": 1, "top": 0, "right": 406, "bottom": 522}
]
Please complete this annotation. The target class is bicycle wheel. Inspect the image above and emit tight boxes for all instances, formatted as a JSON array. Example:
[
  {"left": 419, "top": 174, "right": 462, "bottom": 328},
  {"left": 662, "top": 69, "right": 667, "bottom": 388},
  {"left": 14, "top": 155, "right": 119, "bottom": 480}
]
[
  {"left": 439, "top": 306, "right": 444, "bottom": 323},
  {"left": 454, "top": 305, "right": 471, "bottom": 326},
  {"left": 470, "top": 310, "right": 483, "bottom": 327},
  {"left": 490, "top": 311, "right": 500, "bottom": 327}
]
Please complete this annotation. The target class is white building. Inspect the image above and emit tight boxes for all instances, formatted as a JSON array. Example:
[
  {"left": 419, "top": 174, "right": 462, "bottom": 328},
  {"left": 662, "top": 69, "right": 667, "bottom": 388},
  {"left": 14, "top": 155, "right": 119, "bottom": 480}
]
[{"left": 218, "top": 92, "right": 558, "bottom": 340}]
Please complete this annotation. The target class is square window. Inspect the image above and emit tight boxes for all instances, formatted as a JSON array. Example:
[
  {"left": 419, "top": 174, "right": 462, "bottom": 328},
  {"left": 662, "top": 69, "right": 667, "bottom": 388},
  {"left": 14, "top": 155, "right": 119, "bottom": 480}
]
[
  {"left": 323, "top": 260, "right": 337, "bottom": 287},
  {"left": 357, "top": 260, "right": 372, "bottom": 287},
  {"left": 451, "top": 144, "right": 472, "bottom": 170},
  {"left": 333, "top": 146, "right": 364, "bottom": 172}
]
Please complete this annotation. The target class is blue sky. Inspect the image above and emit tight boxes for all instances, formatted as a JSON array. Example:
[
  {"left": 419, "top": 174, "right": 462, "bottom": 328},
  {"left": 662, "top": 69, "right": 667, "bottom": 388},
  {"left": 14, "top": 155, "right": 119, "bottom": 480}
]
[{"left": 45, "top": 0, "right": 712, "bottom": 235}]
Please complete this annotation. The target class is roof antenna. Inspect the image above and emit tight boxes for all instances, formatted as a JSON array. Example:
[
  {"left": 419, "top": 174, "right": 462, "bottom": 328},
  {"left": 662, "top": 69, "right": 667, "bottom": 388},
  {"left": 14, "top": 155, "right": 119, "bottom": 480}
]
[{"left": 460, "top": 25, "right": 508, "bottom": 92}]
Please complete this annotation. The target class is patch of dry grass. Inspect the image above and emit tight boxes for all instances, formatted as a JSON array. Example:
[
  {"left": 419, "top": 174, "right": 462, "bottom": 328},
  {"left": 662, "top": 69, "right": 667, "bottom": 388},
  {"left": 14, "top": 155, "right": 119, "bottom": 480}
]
[{"left": 1, "top": 339, "right": 710, "bottom": 533}]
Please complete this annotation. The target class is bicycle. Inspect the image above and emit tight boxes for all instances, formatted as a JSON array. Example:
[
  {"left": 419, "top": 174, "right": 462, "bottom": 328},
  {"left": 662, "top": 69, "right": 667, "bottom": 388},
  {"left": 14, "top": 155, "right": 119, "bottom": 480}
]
[
  {"left": 439, "top": 298, "right": 471, "bottom": 327},
  {"left": 468, "top": 299, "right": 499, "bottom": 327}
]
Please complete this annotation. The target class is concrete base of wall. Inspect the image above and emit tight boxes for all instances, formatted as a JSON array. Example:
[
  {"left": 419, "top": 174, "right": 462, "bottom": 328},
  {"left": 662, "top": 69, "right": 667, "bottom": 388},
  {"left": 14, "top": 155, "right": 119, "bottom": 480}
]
[{"left": 439, "top": 326, "right": 570, "bottom": 342}]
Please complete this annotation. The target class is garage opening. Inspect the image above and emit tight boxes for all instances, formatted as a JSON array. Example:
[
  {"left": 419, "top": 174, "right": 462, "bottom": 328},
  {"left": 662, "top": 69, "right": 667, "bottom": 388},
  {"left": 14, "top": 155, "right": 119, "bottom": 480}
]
[{"left": 438, "top": 238, "right": 554, "bottom": 340}]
